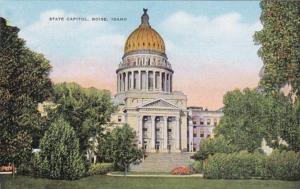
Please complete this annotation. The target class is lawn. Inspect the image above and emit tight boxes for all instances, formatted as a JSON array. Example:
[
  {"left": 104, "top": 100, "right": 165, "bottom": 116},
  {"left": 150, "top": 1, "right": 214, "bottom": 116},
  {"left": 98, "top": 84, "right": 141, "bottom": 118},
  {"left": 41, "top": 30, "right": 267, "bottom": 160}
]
[{"left": 1, "top": 175, "right": 299, "bottom": 189}]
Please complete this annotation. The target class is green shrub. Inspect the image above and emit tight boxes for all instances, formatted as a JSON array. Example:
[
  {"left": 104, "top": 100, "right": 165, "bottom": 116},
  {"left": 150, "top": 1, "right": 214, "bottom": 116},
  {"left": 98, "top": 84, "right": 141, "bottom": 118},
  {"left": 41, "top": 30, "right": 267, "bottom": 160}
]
[
  {"left": 17, "top": 161, "right": 33, "bottom": 176},
  {"left": 203, "top": 150, "right": 300, "bottom": 180},
  {"left": 87, "top": 163, "right": 113, "bottom": 176},
  {"left": 192, "top": 161, "right": 203, "bottom": 173},
  {"left": 203, "top": 151, "right": 264, "bottom": 179},
  {"left": 261, "top": 150, "right": 300, "bottom": 180},
  {"left": 194, "top": 135, "right": 237, "bottom": 161},
  {"left": 33, "top": 117, "right": 86, "bottom": 180}
]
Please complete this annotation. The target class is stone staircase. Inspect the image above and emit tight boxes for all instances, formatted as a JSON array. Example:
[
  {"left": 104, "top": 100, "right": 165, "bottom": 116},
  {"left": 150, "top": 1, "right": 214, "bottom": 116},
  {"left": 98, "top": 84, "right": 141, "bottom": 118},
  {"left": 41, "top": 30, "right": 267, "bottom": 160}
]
[{"left": 130, "top": 152, "right": 195, "bottom": 172}]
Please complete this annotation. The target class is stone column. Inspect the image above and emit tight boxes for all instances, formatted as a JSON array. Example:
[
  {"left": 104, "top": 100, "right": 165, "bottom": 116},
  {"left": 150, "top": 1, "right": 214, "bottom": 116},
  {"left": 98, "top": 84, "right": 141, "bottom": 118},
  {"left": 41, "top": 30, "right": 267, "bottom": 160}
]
[
  {"left": 138, "top": 115, "right": 143, "bottom": 148},
  {"left": 131, "top": 72, "right": 134, "bottom": 90},
  {"left": 164, "top": 73, "right": 167, "bottom": 92},
  {"left": 151, "top": 116, "right": 156, "bottom": 150},
  {"left": 117, "top": 74, "right": 119, "bottom": 92},
  {"left": 154, "top": 72, "right": 156, "bottom": 90},
  {"left": 138, "top": 70, "right": 141, "bottom": 90},
  {"left": 127, "top": 72, "right": 130, "bottom": 90},
  {"left": 124, "top": 72, "right": 127, "bottom": 91},
  {"left": 188, "top": 121, "right": 193, "bottom": 152},
  {"left": 160, "top": 72, "right": 162, "bottom": 91},
  {"left": 121, "top": 73, "right": 123, "bottom": 91},
  {"left": 166, "top": 74, "right": 168, "bottom": 92},
  {"left": 163, "top": 116, "right": 168, "bottom": 151},
  {"left": 119, "top": 74, "right": 121, "bottom": 92},
  {"left": 168, "top": 74, "right": 171, "bottom": 92},
  {"left": 170, "top": 74, "right": 172, "bottom": 92},
  {"left": 176, "top": 116, "right": 180, "bottom": 150},
  {"left": 146, "top": 71, "right": 149, "bottom": 91}
]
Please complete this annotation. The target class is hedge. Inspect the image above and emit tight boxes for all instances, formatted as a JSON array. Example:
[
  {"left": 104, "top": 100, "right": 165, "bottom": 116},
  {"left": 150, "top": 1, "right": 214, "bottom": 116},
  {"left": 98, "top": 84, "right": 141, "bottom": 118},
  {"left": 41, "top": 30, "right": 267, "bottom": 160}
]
[
  {"left": 203, "top": 150, "right": 300, "bottom": 180},
  {"left": 261, "top": 150, "right": 300, "bottom": 180},
  {"left": 87, "top": 163, "right": 113, "bottom": 176}
]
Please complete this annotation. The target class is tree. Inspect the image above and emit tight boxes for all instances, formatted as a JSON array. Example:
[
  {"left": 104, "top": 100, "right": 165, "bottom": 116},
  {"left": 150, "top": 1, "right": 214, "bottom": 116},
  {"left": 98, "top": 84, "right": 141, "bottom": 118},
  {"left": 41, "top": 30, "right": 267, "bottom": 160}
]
[
  {"left": 49, "top": 82, "right": 115, "bottom": 153},
  {"left": 111, "top": 124, "right": 143, "bottom": 175},
  {"left": 34, "top": 117, "right": 85, "bottom": 180},
  {"left": 215, "top": 88, "right": 296, "bottom": 151},
  {"left": 0, "top": 17, "right": 52, "bottom": 166},
  {"left": 254, "top": 0, "right": 300, "bottom": 96},
  {"left": 97, "top": 130, "right": 114, "bottom": 163}
]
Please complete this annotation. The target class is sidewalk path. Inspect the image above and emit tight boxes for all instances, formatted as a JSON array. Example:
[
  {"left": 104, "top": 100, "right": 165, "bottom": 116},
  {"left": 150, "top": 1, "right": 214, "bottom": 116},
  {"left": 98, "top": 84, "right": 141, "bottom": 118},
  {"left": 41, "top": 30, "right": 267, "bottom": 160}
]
[{"left": 107, "top": 172, "right": 203, "bottom": 178}]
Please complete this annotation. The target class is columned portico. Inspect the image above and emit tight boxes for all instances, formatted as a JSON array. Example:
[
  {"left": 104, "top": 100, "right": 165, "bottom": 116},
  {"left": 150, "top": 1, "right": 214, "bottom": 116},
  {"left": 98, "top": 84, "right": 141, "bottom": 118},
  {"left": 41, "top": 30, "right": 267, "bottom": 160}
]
[{"left": 139, "top": 111, "right": 181, "bottom": 153}]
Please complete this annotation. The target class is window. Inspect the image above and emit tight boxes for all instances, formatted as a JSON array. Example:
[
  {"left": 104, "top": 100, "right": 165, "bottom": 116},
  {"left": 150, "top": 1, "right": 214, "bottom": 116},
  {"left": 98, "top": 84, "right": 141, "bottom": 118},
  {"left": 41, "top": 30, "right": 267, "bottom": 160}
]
[
  {"left": 207, "top": 119, "right": 211, "bottom": 126},
  {"left": 168, "top": 128, "right": 172, "bottom": 132},
  {"left": 200, "top": 129, "right": 204, "bottom": 137},
  {"left": 118, "top": 116, "right": 122, "bottom": 122},
  {"left": 193, "top": 120, "right": 196, "bottom": 124},
  {"left": 143, "top": 128, "right": 147, "bottom": 131},
  {"left": 193, "top": 132, "right": 197, "bottom": 137},
  {"left": 200, "top": 119, "right": 204, "bottom": 125},
  {"left": 214, "top": 119, "right": 217, "bottom": 126},
  {"left": 193, "top": 126, "right": 196, "bottom": 129},
  {"left": 156, "top": 128, "right": 160, "bottom": 132}
]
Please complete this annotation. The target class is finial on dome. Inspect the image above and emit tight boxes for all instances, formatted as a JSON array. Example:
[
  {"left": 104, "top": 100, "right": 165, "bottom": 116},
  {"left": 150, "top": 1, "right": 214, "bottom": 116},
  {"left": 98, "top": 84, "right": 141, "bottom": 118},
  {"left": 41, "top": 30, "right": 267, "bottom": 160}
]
[{"left": 141, "top": 8, "right": 149, "bottom": 26}]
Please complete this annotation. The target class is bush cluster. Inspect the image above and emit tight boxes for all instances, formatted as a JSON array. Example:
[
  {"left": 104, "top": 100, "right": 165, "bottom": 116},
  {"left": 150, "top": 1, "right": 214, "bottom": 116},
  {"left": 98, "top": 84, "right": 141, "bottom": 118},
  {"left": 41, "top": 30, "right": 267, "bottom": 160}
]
[
  {"left": 192, "top": 161, "right": 203, "bottom": 173},
  {"left": 194, "top": 135, "right": 237, "bottom": 161},
  {"left": 203, "top": 150, "right": 300, "bottom": 180},
  {"left": 87, "top": 163, "right": 113, "bottom": 176},
  {"left": 261, "top": 150, "right": 300, "bottom": 180},
  {"left": 203, "top": 151, "right": 263, "bottom": 179}
]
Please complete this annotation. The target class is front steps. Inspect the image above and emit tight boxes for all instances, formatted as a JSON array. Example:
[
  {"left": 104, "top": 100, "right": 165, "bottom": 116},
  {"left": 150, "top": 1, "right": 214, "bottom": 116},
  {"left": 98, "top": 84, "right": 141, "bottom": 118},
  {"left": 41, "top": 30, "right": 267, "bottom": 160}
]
[{"left": 130, "top": 152, "right": 195, "bottom": 172}]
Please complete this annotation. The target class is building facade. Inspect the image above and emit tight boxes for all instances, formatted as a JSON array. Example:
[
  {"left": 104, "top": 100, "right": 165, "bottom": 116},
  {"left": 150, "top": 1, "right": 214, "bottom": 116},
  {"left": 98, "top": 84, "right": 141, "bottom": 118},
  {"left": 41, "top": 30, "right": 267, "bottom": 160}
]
[
  {"left": 187, "top": 107, "right": 223, "bottom": 152},
  {"left": 111, "top": 9, "right": 188, "bottom": 153},
  {"left": 111, "top": 9, "right": 222, "bottom": 153}
]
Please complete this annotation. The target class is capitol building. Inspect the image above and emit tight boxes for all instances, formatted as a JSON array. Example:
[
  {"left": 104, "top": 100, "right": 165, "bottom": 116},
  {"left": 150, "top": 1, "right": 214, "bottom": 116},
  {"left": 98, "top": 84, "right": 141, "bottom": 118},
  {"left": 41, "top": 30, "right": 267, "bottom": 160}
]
[{"left": 111, "top": 9, "right": 223, "bottom": 153}]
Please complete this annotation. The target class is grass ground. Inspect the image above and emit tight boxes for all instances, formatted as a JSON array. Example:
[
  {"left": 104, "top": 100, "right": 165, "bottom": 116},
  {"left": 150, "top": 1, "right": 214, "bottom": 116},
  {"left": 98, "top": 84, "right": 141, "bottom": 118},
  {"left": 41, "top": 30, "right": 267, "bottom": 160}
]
[{"left": 1, "top": 175, "right": 299, "bottom": 189}]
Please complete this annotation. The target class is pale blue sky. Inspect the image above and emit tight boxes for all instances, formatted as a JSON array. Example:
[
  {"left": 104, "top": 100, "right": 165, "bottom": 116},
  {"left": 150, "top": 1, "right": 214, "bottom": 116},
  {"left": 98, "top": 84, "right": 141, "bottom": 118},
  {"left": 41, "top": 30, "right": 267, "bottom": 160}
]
[{"left": 0, "top": 0, "right": 263, "bottom": 109}]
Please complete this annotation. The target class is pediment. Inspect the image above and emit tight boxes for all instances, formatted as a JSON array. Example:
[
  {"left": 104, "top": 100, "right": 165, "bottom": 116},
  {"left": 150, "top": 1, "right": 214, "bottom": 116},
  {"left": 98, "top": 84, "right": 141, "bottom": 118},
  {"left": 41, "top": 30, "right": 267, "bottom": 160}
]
[{"left": 138, "top": 98, "right": 179, "bottom": 110}]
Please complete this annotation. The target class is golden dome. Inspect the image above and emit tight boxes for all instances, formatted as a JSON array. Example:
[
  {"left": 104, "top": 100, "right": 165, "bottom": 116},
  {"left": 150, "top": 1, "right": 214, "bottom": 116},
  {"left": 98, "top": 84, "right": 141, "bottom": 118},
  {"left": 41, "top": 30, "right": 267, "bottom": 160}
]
[{"left": 124, "top": 9, "right": 165, "bottom": 55}]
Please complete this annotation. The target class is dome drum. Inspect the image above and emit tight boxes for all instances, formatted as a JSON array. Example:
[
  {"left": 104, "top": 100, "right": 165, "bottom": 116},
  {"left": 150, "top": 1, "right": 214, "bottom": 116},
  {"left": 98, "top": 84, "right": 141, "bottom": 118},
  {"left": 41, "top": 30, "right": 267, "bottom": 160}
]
[
  {"left": 117, "top": 54, "right": 173, "bottom": 73},
  {"left": 116, "top": 67, "right": 173, "bottom": 93}
]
